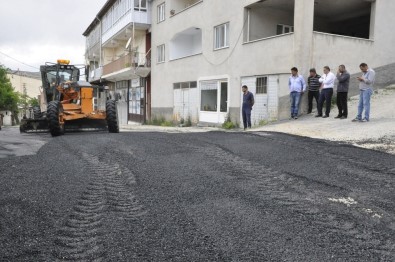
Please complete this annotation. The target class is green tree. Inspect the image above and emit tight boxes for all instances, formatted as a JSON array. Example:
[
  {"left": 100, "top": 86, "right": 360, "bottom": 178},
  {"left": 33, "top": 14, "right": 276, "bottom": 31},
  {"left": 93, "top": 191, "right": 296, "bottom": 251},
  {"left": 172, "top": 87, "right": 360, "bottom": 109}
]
[
  {"left": 0, "top": 65, "right": 21, "bottom": 124},
  {"left": 29, "top": 97, "right": 39, "bottom": 107}
]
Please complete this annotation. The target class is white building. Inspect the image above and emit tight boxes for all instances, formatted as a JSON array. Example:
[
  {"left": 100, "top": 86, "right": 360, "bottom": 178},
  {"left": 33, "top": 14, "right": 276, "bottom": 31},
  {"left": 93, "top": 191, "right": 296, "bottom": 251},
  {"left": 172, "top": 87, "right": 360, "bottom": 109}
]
[
  {"left": 83, "top": 0, "right": 152, "bottom": 124},
  {"left": 150, "top": 0, "right": 395, "bottom": 126}
]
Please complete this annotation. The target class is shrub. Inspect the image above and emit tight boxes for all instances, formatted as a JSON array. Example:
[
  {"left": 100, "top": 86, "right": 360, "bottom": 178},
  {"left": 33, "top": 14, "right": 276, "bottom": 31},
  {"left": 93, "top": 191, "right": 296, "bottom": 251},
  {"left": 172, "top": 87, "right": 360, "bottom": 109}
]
[{"left": 222, "top": 114, "right": 237, "bottom": 129}]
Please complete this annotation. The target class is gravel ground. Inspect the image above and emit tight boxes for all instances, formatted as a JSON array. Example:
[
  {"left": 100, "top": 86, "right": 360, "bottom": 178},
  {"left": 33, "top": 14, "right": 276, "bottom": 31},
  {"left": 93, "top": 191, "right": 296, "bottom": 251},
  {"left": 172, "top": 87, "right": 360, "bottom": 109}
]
[
  {"left": 254, "top": 87, "right": 395, "bottom": 155},
  {"left": 0, "top": 130, "right": 394, "bottom": 261}
]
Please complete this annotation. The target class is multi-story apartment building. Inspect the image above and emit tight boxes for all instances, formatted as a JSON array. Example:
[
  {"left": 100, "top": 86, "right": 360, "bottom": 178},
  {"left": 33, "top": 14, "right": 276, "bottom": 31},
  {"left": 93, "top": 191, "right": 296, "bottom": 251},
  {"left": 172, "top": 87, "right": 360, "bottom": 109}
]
[
  {"left": 83, "top": 0, "right": 152, "bottom": 124},
  {"left": 150, "top": 0, "right": 395, "bottom": 126},
  {"left": 7, "top": 70, "right": 41, "bottom": 100}
]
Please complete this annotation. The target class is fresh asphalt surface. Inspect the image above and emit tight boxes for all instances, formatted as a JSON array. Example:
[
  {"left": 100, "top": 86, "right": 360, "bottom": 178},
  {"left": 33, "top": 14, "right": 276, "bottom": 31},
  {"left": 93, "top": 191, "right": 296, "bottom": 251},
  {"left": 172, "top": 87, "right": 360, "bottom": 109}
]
[{"left": 0, "top": 128, "right": 394, "bottom": 261}]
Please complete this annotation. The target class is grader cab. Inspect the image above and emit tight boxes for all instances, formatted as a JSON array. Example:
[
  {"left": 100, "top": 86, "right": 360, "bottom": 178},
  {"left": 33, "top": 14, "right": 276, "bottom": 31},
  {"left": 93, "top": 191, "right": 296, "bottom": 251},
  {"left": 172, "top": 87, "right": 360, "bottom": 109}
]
[{"left": 20, "top": 60, "right": 119, "bottom": 136}]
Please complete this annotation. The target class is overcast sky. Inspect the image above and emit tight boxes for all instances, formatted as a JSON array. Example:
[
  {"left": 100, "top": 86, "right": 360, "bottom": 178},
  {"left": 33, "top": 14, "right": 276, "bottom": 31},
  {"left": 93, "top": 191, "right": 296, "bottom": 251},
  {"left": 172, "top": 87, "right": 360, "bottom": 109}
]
[{"left": 0, "top": 0, "right": 107, "bottom": 72}]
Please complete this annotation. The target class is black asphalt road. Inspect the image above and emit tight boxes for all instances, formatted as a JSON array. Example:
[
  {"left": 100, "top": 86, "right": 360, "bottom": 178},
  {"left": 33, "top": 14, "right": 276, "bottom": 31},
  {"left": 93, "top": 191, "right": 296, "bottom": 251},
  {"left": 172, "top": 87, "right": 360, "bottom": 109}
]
[{"left": 0, "top": 129, "right": 394, "bottom": 261}]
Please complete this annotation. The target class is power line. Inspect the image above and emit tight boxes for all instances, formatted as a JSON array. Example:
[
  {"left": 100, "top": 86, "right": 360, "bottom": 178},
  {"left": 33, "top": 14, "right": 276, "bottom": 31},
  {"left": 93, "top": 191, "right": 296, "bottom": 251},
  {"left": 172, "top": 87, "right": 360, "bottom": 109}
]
[
  {"left": 202, "top": 15, "right": 248, "bottom": 67},
  {"left": 0, "top": 50, "right": 40, "bottom": 70}
]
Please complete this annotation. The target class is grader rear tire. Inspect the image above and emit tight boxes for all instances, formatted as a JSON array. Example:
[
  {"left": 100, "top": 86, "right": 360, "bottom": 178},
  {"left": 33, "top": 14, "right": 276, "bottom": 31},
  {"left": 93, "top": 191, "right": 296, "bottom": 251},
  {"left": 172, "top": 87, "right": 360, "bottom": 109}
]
[
  {"left": 106, "top": 100, "right": 119, "bottom": 133},
  {"left": 47, "top": 101, "right": 64, "bottom": 137}
]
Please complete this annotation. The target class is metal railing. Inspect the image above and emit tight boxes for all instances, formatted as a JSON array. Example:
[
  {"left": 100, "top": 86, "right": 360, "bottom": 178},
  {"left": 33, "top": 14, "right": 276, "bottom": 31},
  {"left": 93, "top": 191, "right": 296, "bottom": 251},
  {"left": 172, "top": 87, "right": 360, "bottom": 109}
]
[{"left": 103, "top": 50, "right": 151, "bottom": 76}]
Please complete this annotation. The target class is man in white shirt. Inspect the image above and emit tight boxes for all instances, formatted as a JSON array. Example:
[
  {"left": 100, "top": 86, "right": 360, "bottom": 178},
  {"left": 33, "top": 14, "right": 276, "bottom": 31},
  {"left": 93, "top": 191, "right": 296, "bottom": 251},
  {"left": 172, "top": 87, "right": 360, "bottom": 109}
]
[{"left": 316, "top": 66, "right": 335, "bottom": 118}]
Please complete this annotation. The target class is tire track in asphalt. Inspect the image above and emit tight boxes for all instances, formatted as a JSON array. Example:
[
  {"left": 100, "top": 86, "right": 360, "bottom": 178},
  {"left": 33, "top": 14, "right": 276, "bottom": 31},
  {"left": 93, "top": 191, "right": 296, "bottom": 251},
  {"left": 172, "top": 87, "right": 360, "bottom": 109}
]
[
  {"left": 197, "top": 142, "right": 395, "bottom": 259},
  {"left": 52, "top": 140, "right": 146, "bottom": 261},
  {"left": 101, "top": 135, "right": 233, "bottom": 260},
  {"left": 251, "top": 131, "right": 395, "bottom": 176},
  {"left": 154, "top": 134, "right": 395, "bottom": 259},
  {"left": 249, "top": 132, "right": 395, "bottom": 217}
]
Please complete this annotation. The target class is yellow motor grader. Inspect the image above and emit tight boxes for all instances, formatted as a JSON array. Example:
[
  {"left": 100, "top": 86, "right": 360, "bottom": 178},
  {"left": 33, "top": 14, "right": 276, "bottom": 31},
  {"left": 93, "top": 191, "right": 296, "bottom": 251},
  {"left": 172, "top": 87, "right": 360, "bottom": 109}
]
[{"left": 20, "top": 60, "right": 119, "bottom": 136}]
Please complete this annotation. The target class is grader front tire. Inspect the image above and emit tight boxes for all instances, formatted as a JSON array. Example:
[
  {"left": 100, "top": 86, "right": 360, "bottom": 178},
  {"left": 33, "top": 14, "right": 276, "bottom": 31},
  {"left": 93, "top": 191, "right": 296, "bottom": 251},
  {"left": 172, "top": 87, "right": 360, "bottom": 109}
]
[
  {"left": 106, "top": 100, "right": 119, "bottom": 133},
  {"left": 47, "top": 101, "right": 64, "bottom": 137}
]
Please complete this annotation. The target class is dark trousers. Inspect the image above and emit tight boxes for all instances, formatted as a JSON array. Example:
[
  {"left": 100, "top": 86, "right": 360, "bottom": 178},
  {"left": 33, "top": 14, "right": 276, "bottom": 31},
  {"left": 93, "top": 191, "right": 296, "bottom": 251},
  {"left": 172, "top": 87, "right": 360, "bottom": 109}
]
[
  {"left": 242, "top": 108, "right": 252, "bottom": 128},
  {"left": 336, "top": 92, "right": 348, "bottom": 117},
  {"left": 317, "top": 88, "right": 333, "bottom": 116},
  {"left": 307, "top": 90, "right": 319, "bottom": 113}
]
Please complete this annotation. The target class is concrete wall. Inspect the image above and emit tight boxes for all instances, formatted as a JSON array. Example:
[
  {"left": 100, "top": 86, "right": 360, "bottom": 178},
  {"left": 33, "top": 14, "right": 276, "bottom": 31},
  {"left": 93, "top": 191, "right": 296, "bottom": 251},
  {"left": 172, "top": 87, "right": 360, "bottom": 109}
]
[{"left": 0, "top": 111, "right": 12, "bottom": 126}]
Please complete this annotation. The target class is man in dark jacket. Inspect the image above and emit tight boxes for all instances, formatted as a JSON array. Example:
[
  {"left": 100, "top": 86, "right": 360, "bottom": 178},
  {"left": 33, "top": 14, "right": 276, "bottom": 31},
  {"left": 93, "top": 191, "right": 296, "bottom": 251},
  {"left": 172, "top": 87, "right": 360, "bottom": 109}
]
[
  {"left": 307, "top": 68, "right": 321, "bottom": 114},
  {"left": 242, "top": 85, "right": 254, "bottom": 130},
  {"left": 335, "top": 65, "right": 350, "bottom": 119}
]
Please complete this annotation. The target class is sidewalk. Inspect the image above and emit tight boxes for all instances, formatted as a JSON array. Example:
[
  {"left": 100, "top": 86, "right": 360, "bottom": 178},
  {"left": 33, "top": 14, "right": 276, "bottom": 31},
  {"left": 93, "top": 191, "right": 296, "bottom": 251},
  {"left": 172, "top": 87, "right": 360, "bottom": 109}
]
[
  {"left": 120, "top": 86, "right": 395, "bottom": 154},
  {"left": 254, "top": 86, "right": 395, "bottom": 154},
  {"left": 120, "top": 123, "right": 220, "bottom": 133}
]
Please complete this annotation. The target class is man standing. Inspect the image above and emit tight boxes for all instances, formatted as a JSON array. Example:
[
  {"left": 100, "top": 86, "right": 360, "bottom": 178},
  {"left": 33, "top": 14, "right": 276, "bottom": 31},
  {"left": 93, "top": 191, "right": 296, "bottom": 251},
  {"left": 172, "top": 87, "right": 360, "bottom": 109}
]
[
  {"left": 353, "top": 63, "right": 375, "bottom": 122},
  {"left": 242, "top": 85, "right": 254, "bottom": 130},
  {"left": 307, "top": 68, "right": 321, "bottom": 114},
  {"left": 288, "top": 67, "right": 306, "bottom": 119},
  {"left": 335, "top": 65, "right": 350, "bottom": 119},
  {"left": 316, "top": 66, "right": 335, "bottom": 118}
]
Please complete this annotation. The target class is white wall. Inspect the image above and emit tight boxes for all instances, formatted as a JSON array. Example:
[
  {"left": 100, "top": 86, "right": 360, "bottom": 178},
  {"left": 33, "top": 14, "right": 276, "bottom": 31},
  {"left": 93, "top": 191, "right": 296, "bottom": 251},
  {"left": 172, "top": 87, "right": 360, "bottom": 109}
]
[{"left": 0, "top": 111, "right": 12, "bottom": 126}]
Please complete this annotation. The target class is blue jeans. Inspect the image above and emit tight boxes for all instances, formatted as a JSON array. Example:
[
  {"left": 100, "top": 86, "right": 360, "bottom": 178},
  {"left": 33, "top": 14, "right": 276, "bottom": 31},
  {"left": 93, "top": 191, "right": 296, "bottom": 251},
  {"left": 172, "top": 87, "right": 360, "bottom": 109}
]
[
  {"left": 357, "top": 88, "right": 373, "bottom": 120},
  {"left": 242, "top": 107, "right": 252, "bottom": 128},
  {"left": 290, "top": 92, "right": 301, "bottom": 117}
]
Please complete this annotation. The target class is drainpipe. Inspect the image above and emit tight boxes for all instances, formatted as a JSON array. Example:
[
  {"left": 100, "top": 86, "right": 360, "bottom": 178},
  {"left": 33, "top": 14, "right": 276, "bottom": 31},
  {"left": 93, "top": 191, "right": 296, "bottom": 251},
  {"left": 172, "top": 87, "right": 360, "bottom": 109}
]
[
  {"left": 96, "top": 16, "right": 102, "bottom": 72},
  {"left": 247, "top": 8, "right": 250, "bottom": 42}
]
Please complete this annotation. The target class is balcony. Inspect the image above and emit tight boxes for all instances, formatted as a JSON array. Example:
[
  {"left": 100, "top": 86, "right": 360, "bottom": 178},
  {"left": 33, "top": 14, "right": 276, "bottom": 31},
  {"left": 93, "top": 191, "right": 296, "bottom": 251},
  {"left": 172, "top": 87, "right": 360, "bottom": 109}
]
[
  {"left": 170, "top": 0, "right": 202, "bottom": 16},
  {"left": 312, "top": 31, "right": 374, "bottom": 68},
  {"left": 169, "top": 27, "right": 202, "bottom": 60},
  {"left": 102, "top": 51, "right": 151, "bottom": 82},
  {"left": 102, "top": 9, "right": 151, "bottom": 44},
  {"left": 244, "top": 0, "right": 295, "bottom": 43}
]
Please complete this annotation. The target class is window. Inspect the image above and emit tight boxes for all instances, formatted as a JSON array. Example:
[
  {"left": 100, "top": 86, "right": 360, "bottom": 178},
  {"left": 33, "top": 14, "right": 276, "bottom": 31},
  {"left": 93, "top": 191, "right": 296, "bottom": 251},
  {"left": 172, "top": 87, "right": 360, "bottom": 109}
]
[
  {"left": 134, "top": 0, "right": 147, "bottom": 11},
  {"left": 256, "top": 77, "right": 267, "bottom": 94},
  {"left": 214, "top": 23, "right": 229, "bottom": 50},
  {"left": 201, "top": 81, "right": 218, "bottom": 112},
  {"left": 157, "top": 3, "right": 165, "bottom": 23},
  {"left": 157, "top": 44, "right": 165, "bottom": 63},
  {"left": 173, "top": 81, "right": 197, "bottom": 89},
  {"left": 276, "top": 24, "right": 294, "bottom": 35}
]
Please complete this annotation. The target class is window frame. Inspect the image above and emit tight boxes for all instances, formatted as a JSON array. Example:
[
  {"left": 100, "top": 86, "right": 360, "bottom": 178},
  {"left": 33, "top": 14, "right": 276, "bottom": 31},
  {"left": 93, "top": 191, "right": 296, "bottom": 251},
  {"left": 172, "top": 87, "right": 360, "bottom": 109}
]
[
  {"left": 276, "top": 24, "right": 294, "bottom": 35},
  {"left": 157, "top": 2, "right": 165, "bottom": 23},
  {"left": 214, "top": 22, "right": 230, "bottom": 50},
  {"left": 157, "top": 44, "right": 165, "bottom": 63},
  {"left": 134, "top": 0, "right": 147, "bottom": 11},
  {"left": 256, "top": 76, "right": 268, "bottom": 94}
]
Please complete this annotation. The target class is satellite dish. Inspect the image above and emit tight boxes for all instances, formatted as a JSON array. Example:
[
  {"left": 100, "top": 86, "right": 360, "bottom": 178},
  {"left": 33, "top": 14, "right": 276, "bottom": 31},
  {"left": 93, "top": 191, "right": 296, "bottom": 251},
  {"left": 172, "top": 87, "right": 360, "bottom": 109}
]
[{"left": 125, "top": 37, "right": 132, "bottom": 49}]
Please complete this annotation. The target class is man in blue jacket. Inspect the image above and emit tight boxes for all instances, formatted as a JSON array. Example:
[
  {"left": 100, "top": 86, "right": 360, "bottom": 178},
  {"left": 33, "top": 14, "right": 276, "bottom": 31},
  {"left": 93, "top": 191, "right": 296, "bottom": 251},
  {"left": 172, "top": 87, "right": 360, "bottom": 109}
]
[{"left": 242, "top": 85, "right": 254, "bottom": 130}]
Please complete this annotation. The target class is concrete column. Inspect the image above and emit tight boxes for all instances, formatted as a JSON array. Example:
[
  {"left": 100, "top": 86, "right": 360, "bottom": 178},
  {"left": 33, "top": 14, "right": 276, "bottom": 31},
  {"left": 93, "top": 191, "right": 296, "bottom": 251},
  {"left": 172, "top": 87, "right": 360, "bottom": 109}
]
[
  {"left": 369, "top": 1, "right": 376, "bottom": 40},
  {"left": 293, "top": 0, "right": 315, "bottom": 75},
  {"left": 293, "top": 0, "right": 315, "bottom": 114}
]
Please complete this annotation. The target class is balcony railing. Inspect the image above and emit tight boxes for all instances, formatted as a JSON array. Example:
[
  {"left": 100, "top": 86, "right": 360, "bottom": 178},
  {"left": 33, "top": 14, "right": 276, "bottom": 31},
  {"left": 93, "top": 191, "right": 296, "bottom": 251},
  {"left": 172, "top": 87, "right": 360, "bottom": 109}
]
[
  {"left": 103, "top": 51, "right": 151, "bottom": 76},
  {"left": 89, "top": 67, "right": 103, "bottom": 82}
]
